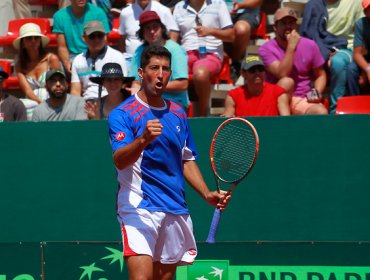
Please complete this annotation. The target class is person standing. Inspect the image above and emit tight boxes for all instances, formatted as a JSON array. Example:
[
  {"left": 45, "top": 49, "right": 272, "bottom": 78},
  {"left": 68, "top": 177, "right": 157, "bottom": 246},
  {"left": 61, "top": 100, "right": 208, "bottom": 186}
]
[{"left": 107, "top": 45, "right": 231, "bottom": 279}]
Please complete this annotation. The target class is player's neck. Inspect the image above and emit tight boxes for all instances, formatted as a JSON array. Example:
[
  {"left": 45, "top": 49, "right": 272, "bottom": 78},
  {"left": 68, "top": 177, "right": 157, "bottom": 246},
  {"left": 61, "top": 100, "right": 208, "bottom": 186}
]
[{"left": 138, "top": 90, "right": 165, "bottom": 108}]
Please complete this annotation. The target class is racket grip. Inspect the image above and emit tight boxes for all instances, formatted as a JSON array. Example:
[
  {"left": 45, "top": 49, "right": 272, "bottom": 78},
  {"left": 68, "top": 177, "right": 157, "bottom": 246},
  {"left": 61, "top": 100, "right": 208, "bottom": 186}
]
[{"left": 206, "top": 208, "right": 221, "bottom": 244}]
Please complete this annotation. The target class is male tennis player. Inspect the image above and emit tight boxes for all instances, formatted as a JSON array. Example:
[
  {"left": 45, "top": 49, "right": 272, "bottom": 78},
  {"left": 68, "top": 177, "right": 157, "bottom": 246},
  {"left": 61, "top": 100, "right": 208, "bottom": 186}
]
[{"left": 107, "top": 45, "right": 231, "bottom": 280}]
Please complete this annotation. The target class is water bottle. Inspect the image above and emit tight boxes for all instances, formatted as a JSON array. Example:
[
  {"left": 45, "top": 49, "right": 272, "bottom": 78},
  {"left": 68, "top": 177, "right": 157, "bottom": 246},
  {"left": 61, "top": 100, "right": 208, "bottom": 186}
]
[{"left": 198, "top": 36, "right": 206, "bottom": 59}]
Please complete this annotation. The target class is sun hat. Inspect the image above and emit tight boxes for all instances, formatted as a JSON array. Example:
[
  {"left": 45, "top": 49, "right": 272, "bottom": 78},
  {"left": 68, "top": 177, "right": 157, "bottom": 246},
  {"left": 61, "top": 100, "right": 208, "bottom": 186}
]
[
  {"left": 13, "top": 23, "right": 50, "bottom": 50},
  {"left": 0, "top": 66, "right": 9, "bottom": 80},
  {"left": 363, "top": 0, "right": 370, "bottom": 9},
  {"left": 139, "top": 11, "right": 161, "bottom": 27},
  {"left": 45, "top": 69, "right": 66, "bottom": 82},
  {"left": 274, "top": 7, "right": 298, "bottom": 24},
  {"left": 89, "top": 63, "right": 135, "bottom": 85},
  {"left": 84, "top": 21, "right": 106, "bottom": 35},
  {"left": 241, "top": 55, "right": 265, "bottom": 71}
]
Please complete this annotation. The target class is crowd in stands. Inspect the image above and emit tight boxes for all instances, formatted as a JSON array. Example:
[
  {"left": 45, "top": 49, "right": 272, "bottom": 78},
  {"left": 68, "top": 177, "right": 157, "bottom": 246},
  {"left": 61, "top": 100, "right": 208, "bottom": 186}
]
[{"left": 0, "top": 0, "right": 369, "bottom": 122}]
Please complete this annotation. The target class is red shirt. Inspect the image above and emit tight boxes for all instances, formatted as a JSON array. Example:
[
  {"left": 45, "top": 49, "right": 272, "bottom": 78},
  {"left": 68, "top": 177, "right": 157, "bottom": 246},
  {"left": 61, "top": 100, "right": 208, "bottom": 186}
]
[{"left": 228, "top": 82, "right": 286, "bottom": 116}]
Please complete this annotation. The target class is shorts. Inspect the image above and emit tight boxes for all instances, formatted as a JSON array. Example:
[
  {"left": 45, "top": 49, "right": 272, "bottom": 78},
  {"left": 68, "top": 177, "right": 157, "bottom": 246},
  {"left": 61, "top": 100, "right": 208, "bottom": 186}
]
[
  {"left": 291, "top": 96, "right": 324, "bottom": 115},
  {"left": 120, "top": 208, "right": 197, "bottom": 265},
  {"left": 232, "top": 11, "right": 260, "bottom": 30},
  {"left": 187, "top": 50, "right": 222, "bottom": 77}
]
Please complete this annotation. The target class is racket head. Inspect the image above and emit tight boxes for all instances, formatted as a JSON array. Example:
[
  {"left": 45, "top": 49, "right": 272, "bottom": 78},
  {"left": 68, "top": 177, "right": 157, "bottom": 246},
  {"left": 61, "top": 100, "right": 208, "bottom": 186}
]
[{"left": 210, "top": 117, "right": 259, "bottom": 184}]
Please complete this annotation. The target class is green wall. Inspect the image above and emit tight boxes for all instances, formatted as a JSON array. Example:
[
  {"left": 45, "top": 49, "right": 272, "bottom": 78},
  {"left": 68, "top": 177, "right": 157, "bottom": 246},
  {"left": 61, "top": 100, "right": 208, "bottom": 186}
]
[{"left": 1, "top": 115, "right": 370, "bottom": 243}]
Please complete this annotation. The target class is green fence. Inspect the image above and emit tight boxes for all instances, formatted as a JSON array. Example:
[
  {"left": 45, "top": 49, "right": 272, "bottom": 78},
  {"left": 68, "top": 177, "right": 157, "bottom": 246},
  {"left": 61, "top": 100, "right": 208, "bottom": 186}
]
[{"left": 1, "top": 116, "right": 370, "bottom": 279}]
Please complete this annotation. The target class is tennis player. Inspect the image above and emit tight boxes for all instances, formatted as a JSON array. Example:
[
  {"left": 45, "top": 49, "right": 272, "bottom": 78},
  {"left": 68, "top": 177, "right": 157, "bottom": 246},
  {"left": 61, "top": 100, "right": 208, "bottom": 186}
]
[{"left": 107, "top": 45, "right": 231, "bottom": 279}]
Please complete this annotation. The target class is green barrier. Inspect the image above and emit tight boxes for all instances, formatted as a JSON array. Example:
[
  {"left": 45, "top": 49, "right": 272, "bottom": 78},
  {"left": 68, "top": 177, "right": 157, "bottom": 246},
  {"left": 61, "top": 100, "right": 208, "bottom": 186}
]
[{"left": 1, "top": 115, "right": 370, "bottom": 243}]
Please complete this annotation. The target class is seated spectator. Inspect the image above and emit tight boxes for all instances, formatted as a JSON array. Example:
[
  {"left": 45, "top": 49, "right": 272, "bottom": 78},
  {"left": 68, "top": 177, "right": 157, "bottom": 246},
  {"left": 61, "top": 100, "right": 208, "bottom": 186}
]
[
  {"left": 171, "top": 0, "right": 234, "bottom": 116},
  {"left": 117, "top": 0, "right": 178, "bottom": 56},
  {"left": 32, "top": 69, "right": 87, "bottom": 121},
  {"left": 258, "top": 7, "right": 328, "bottom": 115},
  {"left": 347, "top": 0, "right": 370, "bottom": 95},
  {"left": 222, "top": 55, "right": 290, "bottom": 117},
  {"left": 131, "top": 11, "right": 189, "bottom": 111},
  {"left": 13, "top": 23, "right": 61, "bottom": 120},
  {"left": 300, "top": 0, "right": 363, "bottom": 113},
  {"left": 53, "top": 0, "right": 110, "bottom": 77},
  {"left": 224, "top": 0, "right": 263, "bottom": 80},
  {"left": 0, "top": 67, "right": 27, "bottom": 122},
  {"left": 86, "top": 62, "right": 134, "bottom": 119},
  {"left": 70, "top": 21, "right": 129, "bottom": 102}
]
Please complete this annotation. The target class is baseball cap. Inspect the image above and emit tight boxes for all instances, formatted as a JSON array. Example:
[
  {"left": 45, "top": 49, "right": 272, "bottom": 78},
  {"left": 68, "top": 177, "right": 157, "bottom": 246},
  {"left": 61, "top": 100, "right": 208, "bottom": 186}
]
[
  {"left": 363, "top": 0, "right": 370, "bottom": 9},
  {"left": 84, "top": 21, "right": 106, "bottom": 35},
  {"left": 139, "top": 11, "right": 161, "bottom": 26},
  {"left": 45, "top": 69, "right": 66, "bottom": 81},
  {"left": 274, "top": 7, "right": 298, "bottom": 23},
  {"left": 241, "top": 56, "right": 265, "bottom": 71}
]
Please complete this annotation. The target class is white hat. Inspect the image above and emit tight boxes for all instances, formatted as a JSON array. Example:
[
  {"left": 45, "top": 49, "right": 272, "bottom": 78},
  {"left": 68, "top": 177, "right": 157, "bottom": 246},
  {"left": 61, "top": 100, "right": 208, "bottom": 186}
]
[{"left": 13, "top": 23, "right": 50, "bottom": 50}]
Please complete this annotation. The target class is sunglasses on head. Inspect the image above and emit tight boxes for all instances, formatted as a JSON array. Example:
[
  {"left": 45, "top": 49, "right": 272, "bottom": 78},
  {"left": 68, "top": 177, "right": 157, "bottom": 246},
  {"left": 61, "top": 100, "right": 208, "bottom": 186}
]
[
  {"left": 247, "top": 66, "right": 265, "bottom": 74},
  {"left": 88, "top": 32, "right": 105, "bottom": 40}
]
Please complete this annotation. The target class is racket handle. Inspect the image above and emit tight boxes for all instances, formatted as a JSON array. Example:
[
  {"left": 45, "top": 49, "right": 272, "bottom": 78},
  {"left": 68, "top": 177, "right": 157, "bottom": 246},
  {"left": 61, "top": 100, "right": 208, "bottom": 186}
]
[{"left": 206, "top": 208, "right": 221, "bottom": 244}]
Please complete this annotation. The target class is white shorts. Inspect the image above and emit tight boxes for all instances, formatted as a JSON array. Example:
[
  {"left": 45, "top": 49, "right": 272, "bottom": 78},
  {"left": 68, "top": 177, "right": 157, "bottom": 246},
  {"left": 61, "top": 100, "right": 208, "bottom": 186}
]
[{"left": 119, "top": 208, "right": 197, "bottom": 265}]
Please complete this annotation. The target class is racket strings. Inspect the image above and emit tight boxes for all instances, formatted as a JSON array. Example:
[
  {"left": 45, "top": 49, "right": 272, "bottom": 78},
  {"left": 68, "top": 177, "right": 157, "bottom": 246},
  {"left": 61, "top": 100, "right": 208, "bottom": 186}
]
[{"left": 213, "top": 122, "right": 257, "bottom": 182}]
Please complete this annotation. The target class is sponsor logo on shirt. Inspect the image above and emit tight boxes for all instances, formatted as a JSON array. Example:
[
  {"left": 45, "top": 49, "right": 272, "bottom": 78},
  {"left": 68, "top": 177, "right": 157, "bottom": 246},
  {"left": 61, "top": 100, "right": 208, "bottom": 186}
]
[{"left": 116, "top": 132, "right": 126, "bottom": 141}]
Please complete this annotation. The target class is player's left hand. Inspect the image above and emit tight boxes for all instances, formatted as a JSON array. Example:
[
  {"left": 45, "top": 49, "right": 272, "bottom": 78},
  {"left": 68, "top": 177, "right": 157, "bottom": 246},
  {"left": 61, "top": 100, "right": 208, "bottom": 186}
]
[{"left": 206, "top": 190, "right": 231, "bottom": 211}]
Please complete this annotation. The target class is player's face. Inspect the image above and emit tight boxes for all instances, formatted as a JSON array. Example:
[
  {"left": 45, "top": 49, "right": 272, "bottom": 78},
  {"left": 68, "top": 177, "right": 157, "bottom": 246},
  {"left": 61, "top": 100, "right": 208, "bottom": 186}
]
[
  {"left": 46, "top": 74, "right": 67, "bottom": 99},
  {"left": 143, "top": 21, "right": 163, "bottom": 45},
  {"left": 139, "top": 56, "right": 171, "bottom": 96},
  {"left": 274, "top": 17, "right": 297, "bottom": 41},
  {"left": 103, "top": 77, "right": 123, "bottom": 95},
  {"left": 243, "top": 66, "right": 265, "bottom": 86}
]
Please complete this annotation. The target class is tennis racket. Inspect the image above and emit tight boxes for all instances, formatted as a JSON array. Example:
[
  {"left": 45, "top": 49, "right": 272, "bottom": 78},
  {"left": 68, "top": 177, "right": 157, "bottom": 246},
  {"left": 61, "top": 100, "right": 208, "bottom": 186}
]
[{"left": 206, "top": 117, "right": 259, "bottom": 244}]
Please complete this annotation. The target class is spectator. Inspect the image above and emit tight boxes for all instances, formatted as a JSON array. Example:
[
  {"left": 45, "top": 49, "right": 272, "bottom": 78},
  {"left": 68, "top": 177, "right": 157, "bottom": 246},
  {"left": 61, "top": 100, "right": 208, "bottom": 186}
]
[
  {"left": 0, "top": 67, "right": 27, "bottom": 122},
  {"left": 131, "top": 11, "right": 189, "bottom": 111},
  {"left": 300, "top": 0, "right": 363, "bottom": 113},
  {"left": 347, "top": 0, "right": 370, "bottom": 95},
  {"left": 70, "top": 21, "right": 129, "bottom": 103},
  {"left": 13, "top": 23, "right": 61, "bottom": 120},
  {"left": 86, "top": 62, "right": 134, "bottom": 119},
  {"left": 32, "top": 69, "right": 87, "bottom": 121},
  {"left": 222, "top": 55, "right": 290, "bottom": 117},
  {"left": 117, "top": 0, "right": 178, "bottom": 55},
  {"left": 258, "top": 7, "right": 328, "bottom": 115},
  {"left": 53, "top": 0, "right": 110, "bottom": 77},
  {"left": 224, "top": 0, "right": 263, "bottom": 81},
  {"left": 171, "top": 0, "right": 234, "bottom": 116}
]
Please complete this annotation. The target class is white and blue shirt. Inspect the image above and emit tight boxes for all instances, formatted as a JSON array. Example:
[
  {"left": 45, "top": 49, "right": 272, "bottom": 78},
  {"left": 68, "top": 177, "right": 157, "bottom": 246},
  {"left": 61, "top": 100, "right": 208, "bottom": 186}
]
[{"left": 108, "top": 94, "right": 197, "bottom": 215}]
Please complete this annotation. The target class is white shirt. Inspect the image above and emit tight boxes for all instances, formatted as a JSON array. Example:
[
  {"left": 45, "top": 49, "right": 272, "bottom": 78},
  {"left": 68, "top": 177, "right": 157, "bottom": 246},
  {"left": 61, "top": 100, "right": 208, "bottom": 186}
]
[
  {"left": 71, "top": 46, "right": 128, "bottom": 101},
  {"left": 172, "top": 0, "right": 233, "bottom": 59},
  {"left": 118, "top": 1, "right": 177, "bottom": 55}
]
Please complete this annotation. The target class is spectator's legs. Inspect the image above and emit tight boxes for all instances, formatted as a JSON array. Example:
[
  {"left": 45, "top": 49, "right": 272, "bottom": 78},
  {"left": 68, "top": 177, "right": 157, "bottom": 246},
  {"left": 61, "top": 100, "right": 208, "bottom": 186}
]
[
  {"left": 232, "top": 21, "right": 252, "bottom": 62},
  {"left": 329, "top": 49, "right": 352, "bottom": 114},
  {"left": 193, "top": 66, "right": 211, "bottom": 116},
  {"left": 277, "top": 77, "right": 295, "bottom": 98},
  {"left": 347, "top": 61, "right": 361, "bottom": 96},
  {"left": 12, "top": 0, "right": 31, "bottom": 18}
]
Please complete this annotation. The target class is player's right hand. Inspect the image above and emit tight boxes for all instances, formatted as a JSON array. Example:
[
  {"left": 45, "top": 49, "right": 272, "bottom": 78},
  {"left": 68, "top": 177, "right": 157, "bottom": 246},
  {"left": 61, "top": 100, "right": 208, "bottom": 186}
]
[{"left": 142, "top": 119, "right": 163, "bottom": 143}]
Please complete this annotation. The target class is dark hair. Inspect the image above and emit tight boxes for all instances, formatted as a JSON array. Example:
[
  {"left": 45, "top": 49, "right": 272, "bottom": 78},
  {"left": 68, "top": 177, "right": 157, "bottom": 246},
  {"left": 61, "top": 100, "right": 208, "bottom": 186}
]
[
  {"left": 18, "top": 38, "right": 47, "bottom": 73},
  {"left": 136, "top": 20, "right": 170, "bottom": 43},
  {"left": 140, "top": 45, "right": 172, "bottom": 69}
]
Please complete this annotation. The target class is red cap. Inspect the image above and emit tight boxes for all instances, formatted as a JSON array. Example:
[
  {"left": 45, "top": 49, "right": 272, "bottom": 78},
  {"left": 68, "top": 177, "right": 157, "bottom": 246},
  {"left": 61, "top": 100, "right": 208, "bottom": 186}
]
[
  {"left": 363, "top": 0, "right": 370, "bottom": 9},
  {"left": 139, "top": 11, "right": 161, "bottom": 26}
]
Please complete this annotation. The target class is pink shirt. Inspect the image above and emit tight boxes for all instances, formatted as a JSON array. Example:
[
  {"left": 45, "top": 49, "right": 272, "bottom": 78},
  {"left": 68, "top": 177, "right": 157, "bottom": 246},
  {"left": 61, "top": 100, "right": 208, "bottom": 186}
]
[{"left": 258, "top": 37, "right": 324, "bottom": 97}]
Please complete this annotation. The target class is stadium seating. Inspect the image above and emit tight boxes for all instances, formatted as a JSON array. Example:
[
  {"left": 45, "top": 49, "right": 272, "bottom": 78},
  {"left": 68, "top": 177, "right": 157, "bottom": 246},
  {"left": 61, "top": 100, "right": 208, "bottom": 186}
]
[
  {"left": 0, "top": 60, "right": 20, "bottom": 90},
  {"left": 251, "top": 11, "right": 268, "bottom": 40},
  {"left": 0, "top": 18, "right": 57, "bottom": 48},
  {"left": 107, "top": 17, "right": 120, "bottom": 46},
  {"left": 336, "top": 96, "right": 370, "bottom": 114}
]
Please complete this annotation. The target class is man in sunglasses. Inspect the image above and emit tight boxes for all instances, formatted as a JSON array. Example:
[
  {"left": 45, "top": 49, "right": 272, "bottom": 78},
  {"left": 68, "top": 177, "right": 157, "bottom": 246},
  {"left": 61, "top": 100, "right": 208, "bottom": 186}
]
[
  {"left": 70, "top": 21, "right": 129, "bottom": 103},
  {"left": 222, "top": 55, "right": 290, "bottom": 117}
]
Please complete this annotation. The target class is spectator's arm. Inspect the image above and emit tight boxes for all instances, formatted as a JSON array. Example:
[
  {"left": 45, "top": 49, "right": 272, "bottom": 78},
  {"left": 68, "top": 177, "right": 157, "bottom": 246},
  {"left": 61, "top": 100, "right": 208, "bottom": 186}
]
[
  {"left": 221, "top": 95, "right": 236, "bottom": 117},
  {"left": 49, "top": 53, "right": 62, "bottom": 70},
  {"left": 70, "top": 82, "right": 82, "bottom": 96},
  {"left": 56, "top": 34, "right": 71, "bottom": 75},
  {"left": 195, "top": 26, "right": 234, "bottom": 42},
  {"left": 169, "top": 31, "right": 180, "bottom": 43},
  {"left": 277, "top": 92, "right": 290, "bottom": 116},
  {"left": 312, "top": 65, "right": 327, "bottom": 95},
  {"left": 233, "top": 0, "right": 262, "bottom": 10},
  {"left": 353, "top": 46, "right": 370, "bottom": 73},
  {"left": 164, "top": 79, "right": 188, "bottom": 92},
  {"left": 117, "top": 35, "right": 127, "bottom": 53}
]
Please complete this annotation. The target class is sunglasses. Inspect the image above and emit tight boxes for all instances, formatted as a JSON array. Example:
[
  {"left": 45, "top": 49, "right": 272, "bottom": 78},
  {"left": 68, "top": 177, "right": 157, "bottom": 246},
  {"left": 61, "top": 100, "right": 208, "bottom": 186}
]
[
  {"left": 24, "top": 36, "right": 41, "bottom": 41},
  {"left": 247, "top": 66, "right": 265, "bottom": 74},
  {"left": 88, "top": 33, "right": 105, "bottom": 40}
]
